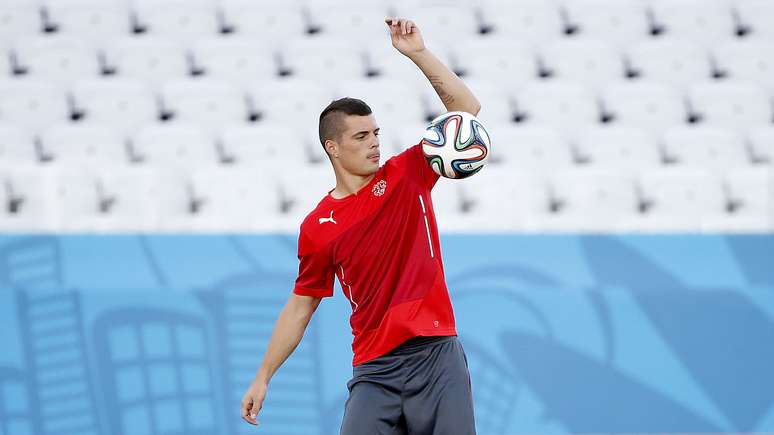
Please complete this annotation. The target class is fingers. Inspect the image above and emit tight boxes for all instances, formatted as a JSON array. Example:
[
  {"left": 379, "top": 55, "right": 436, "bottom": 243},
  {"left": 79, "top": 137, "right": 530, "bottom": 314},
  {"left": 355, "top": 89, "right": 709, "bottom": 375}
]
[
  {"left": 241, "top": 398, "right": 257, "bottom": 425},
  {"left": 384, "top": 17, "right": 415, "bottom": 35}
]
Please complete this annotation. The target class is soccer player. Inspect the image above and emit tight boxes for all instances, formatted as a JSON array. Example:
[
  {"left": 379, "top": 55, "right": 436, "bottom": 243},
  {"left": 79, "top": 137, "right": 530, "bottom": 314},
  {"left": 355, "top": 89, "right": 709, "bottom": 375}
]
[{"left": 241, "top": 17, "right": 481, "bottom": 434}]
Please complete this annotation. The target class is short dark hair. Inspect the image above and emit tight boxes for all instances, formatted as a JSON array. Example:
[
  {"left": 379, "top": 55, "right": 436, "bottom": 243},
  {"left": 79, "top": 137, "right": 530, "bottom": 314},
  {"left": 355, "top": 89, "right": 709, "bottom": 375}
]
[{"left": 318, "top": 97, "right": 372, "bottom": 152}]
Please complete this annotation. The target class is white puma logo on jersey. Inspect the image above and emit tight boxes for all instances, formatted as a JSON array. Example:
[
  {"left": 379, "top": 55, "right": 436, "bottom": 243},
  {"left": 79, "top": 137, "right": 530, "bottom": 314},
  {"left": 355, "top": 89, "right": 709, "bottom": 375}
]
[{"left": 318, "top": 211, "right": 337, "bottom": 225}]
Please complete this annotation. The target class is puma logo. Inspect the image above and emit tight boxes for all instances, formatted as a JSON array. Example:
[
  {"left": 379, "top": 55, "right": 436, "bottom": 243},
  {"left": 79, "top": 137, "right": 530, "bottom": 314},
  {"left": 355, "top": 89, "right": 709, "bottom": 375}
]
[{"left": 318, "top": 211, "right": 337, "bottom": 225}]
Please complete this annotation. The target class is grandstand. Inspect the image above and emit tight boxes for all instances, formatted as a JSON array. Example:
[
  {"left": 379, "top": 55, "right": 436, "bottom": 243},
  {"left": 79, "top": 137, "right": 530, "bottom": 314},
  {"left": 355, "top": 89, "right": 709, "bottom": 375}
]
[{"left": 0, "top": 0, "right": 771, "bottom": 232}]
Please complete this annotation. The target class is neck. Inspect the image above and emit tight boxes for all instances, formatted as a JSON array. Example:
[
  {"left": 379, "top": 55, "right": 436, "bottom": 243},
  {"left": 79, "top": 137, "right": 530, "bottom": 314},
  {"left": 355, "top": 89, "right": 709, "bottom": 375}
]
[{"left": 330, "top": 170, "right": 376, "bottom": 199}]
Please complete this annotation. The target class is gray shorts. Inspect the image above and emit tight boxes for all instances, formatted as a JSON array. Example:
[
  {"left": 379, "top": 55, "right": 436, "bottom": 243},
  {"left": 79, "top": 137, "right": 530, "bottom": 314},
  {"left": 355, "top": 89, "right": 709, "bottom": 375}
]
[{"left": 340, "top": 336, "right": 477, "bottom": 435}]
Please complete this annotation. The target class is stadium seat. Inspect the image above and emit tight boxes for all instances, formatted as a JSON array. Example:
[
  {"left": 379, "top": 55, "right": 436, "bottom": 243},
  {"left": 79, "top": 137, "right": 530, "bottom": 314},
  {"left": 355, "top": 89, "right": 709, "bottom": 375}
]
[
  {"left": 132, "top": 0, "right": 220, "bottom": 43},
  {"left": 248, "top": 79, "right": 334, "bottom": 131},
  {"left": 735, "top": 0, "right": 774, "bottom": 40},
  {"left": 724, "top": 167, "right": 771, "bottom": 218},
  {"left": 634, "top": 168, "right": 726, "bottom": 229},
  {"left": 40, "top": 124, "right": 129, "bottom": 168},
  {"left": 493, "top": 126, "right": 575, "bottom": 169},
  {"left": 219, "top": 2, "right": 308, "bottom": 42},
  {"left": 749, "top": 127, "right": 774, "bottom": 164},
  {"left": 105, "top": 38, "right": 189, "bottom": 86},
  {"left": 72, "top": 78, "right": 158, "bottom": 134},
  {"left": 281, "top": 38, "right": 367, "bottom": 85},
  {"left": 689, "top": 81, "right": 772, "bottom": 130},
  {"left": 573, "top": 126, "right": 662, "bottom": 170},
  {"left": 561, "top": 0, "right": 651, "bottom": 46},
  {"left": 0, "top": 79, "right": 70, "bottom": 131},
  {"left": 545, "top": 169, "right": 639, "bottom": 230},
  {"left": 0, "top": 168, "right": 56, "bottom": 232},
  {"left": 160, "top": 79, "right": 248, "bottom": 133},
  {"left": 131, "top": 124, "right": 220, "bottom": 167},
  {"left": 514, "top": 81, "right": 599, "bottom": 132},
  {"left": 363, "top": 40, "right": 451, "bottom": 91},
  {"left": 662, "top": 126, "right": 750, "bottom": 169},
  {"left": 306, "top": 4, "right": 391, "bottom": 40},
  {"left": 713, "top": 40, "right": 774, "bottom": 92},
  {"left": 11, "top": 36, "right": 100, "bottom": 84},
  {"left": 478, "top": 0, "right": 564, "bottom": 43},
  {"left": 601, "top": 81, "right": 686, "bottom": 132},
  {"left": 391, "top": 6, "right": 482, "bottom": 43},
  {"left": 649, "top": 1, "right": 737, "bottom": 45},
  {"left": 219, "top": 124, "right": 310, "bottom": 167},
  {"left": 0, "top": 124, "right": 37, "bottom": 167},
  {"left": 277, "top": 166, "right": 336, "bottom": 229},
  {"left": 540, "top": 38, "right": 625, "bottom": 89},
  {"left": 0, "top": 47, "right": 11, "bottom": 77},
  {"left": 144, "top": 169, "right": 203, "bottom": 231},
  {"left": 42, "top": 0, "right": 131, "bottom": 41},
  {"left": 452, "top": 38, "right": 537, "bottom": 85},
  {"left": 191, "top": 37, "right": 278, "bottom": 86},
  {"left": 626, "top": 39, "right": 710, "bottom": 89},
  {"left": 420, "top": 78, "right": 513, "bottom": 126},
  {"left": 190, "top": 168, "right": 283, "bottom": 231},
  {"left": 389, "top": 122, "right": 432, "bottom": 155},
  {"left": 0, "top": 4, "right": 41, "bottom": 42}
]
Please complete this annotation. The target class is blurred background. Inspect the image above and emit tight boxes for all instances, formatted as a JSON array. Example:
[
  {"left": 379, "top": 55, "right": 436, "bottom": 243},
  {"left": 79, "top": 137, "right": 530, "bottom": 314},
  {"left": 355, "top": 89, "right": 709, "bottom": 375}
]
[{"left": 0, "top": 0, "right": 772, "bottom": 434}]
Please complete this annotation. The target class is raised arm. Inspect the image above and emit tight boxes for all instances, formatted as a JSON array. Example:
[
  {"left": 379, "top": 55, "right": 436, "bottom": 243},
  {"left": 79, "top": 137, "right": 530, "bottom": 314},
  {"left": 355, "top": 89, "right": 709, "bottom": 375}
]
[{"left": 386, "top": 17, "right": 481, "bottom": 116}]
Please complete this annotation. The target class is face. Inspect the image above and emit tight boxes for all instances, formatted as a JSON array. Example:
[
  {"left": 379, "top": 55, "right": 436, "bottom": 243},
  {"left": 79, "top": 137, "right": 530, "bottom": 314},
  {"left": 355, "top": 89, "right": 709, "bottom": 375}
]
[{"left": 327, "top": 114, "right": 381, "bottom": 176}]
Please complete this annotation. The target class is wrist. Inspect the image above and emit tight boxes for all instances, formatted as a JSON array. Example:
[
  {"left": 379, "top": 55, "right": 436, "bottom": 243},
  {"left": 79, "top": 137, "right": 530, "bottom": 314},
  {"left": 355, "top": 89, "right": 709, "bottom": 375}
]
[
  {"left": 405, "top": 47, "right": 429, "bottom": 61},
  {"left": 254, "top": 367, "right": 271, "bottom": 385}
]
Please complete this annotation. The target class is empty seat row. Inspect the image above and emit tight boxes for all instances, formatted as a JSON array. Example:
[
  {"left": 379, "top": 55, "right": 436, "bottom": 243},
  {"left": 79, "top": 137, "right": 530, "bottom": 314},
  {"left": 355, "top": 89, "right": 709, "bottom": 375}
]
[
  {"left": 2, "top": 1, "right": 773, "bottom": 45},
  {"left": 3, "top": 36, "right": 773, "bottom": 93},
  {"left": 0, "top": 166, "right": 768, "bottom": 232}
]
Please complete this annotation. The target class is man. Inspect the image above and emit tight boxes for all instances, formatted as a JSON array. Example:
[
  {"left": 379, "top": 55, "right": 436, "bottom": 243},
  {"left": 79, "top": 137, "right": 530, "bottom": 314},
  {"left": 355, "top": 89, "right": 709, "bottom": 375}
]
[{"left": 241, "top": 17, "right": 481, "bottom": 434}]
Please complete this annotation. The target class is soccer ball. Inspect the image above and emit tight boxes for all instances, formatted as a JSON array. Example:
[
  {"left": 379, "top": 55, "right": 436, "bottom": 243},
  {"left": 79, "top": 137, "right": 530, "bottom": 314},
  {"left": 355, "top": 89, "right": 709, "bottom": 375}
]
[{"left": 421, "top": 111, "right": 491, "bottom": 179}]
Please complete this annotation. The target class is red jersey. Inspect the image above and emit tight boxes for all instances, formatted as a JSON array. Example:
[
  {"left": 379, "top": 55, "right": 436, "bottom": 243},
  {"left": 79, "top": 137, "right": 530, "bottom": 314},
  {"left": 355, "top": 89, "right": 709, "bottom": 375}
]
[{"left": 292, "top": 143, "right": 458, "bottom": 366}]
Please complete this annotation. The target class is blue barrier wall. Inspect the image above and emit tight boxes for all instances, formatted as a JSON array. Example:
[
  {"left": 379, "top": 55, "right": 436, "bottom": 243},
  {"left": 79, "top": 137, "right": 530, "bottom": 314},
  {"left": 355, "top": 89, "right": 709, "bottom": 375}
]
[{"left": 0, "top": 234, "right": 772, "bottom": 435}]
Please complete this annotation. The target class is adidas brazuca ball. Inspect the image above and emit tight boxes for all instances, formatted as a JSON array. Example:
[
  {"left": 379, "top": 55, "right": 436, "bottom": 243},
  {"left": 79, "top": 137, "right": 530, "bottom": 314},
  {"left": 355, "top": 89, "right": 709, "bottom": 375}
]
[{"left": 421, "top": 111, "right": 491, "bottom": 179}]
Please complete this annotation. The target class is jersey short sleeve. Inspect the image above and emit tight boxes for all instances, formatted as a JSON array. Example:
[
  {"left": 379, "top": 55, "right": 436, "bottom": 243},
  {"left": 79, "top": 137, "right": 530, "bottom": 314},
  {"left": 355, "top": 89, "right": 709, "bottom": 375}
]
[
  {"left": 292, "top": 228, "right": 335, "bottom": 298},
  {"left": 394, "top": 142, "right": 441, "bottom": 190}
]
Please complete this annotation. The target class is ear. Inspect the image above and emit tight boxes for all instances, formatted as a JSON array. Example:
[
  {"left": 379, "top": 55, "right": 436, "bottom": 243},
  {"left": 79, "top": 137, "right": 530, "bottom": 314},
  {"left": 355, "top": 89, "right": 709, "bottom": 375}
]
[{"left": 325, "top": 139, "right": 339, "bottom": 158}]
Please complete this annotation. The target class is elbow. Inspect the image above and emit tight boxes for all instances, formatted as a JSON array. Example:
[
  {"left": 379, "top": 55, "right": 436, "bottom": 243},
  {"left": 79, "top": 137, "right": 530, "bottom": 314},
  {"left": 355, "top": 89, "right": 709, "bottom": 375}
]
[{"left": 471, "top": 102, "right": 481, "bottom": 116}]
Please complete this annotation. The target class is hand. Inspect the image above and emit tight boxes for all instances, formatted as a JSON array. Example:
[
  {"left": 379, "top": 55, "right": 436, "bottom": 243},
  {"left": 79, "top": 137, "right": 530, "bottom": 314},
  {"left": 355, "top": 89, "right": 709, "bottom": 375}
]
[
  {"left": 385, "top": 17, "right": 426, "bottom": 57},
  {"left": 241, "top": 379, "right": 268, "bottom": 426}
]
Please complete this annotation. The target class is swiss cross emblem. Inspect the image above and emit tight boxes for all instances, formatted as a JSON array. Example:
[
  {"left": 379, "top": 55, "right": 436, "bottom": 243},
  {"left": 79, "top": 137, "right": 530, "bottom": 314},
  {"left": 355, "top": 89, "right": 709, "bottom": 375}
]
[{"left": 372, "top": 179, "right": 387, "bottom": 197}]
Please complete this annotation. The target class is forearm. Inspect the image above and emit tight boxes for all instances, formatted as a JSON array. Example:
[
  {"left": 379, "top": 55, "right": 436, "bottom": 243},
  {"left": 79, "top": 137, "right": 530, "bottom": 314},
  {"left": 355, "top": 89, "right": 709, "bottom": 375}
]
[
  {"left": 254, "top": 295, "right": 319, "bottom": 385},
  {"left": 408, "top": 49, "right": 481, "bottom": 115}
]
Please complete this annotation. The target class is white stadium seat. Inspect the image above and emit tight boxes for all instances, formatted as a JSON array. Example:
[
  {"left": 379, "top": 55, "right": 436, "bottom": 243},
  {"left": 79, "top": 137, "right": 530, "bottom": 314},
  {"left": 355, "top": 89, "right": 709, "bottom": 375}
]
[
  {"left": 561, "top": 0, "right": 651, "bottom": 46},
  {"left": 392, "top": 6, "right": 481, "bottom": 43},
  {"left": 144, "top": 169, "right": 202, "bottom": 231},
  {"left": 72, "top": 78, "right": 158, "bottom": 134},
  {"left": 191, "top": 37, "right": 278, "bottom": 86},
  {"left": 545, "top": 169, "right": 639, "bottom": 231},
  {"left": 191, "top": 168, "right": 283, "bottom": 231},
  {"left": 132, "top": 0, "right": 220, "bottom": 43},
  {"left": 714, "top": 40, "right": 774, "bottom": 92},
  {"left": 281, "top": 38, "right": 367, "bottom": 85},
  {"left": 0, "top": 124, "right": 37, "bottom": 167},
  {"left": 626, "top": 39, "right": 710, "bottom": 89},
  {"left": 11, "top": 36, "right": 100, "bottom": 84},
  {"left": 649, "top": 1, "right": 737, "bottom": 45},
  {"left": 602, "top": 81, "right": 686, "bottom": 132},
  {"left": 452, "top": 38, "right": 536, "bottom": 85},
  {"left": 0, "top": 4, "right": 41, "bottom": 42},
  {"left": 495, "top": 126, "right": 575, "bottom": 169},
  {"left": 307, "top": 4, "right": 391, "bottom": 40},
  {"left": 1, "top": 47, "right": 11, "bottom": 77},
  {"left": 105, "top": 38, "right": 189, "bottom": 86},
  {"left": 515, "top": 81, "right": 599, "bottom": 132},
  {"left": 633, "top": 168, "right": 726, "bottom": 229},
  {"left": 248, "top": 79, "right": 334, "bottom": 132},
  {"left": 736, "top": 0, "right": 774, "bottom": 41},
  {"left": 662, "top": 126, "right": 750, "bottom": 169},
  {"left": 40, "top": 124, "right": 128, "bottom": 168},
  {"left": 540, "top": 38, "right": 625, "bottom": 89},
  {"left": 219, "top": 2, "right": 308, "bottom": 42},
  {"left": 0, "top": 79, "right": 69, "bottom": 131},
  {"left": 573, "top": 126, "right": 662, "bottom": 170},
  {"left": 160, "top": 79, "right": 248, "bottom": 132},
  {"left": 219, "top": 124, "right": 310, "bottom": 167},
  {"left": 42, "top": 0, "right": 131, "bottom": 41},
  {"left": 131, "top": 124, "right": 220, "bottom": 167},
  {"left": 749, "top": 127, "right": 774, "bottom": 164},
  {"left": 277, "top": 166, "right": 336, "bottom": 230},
  {"left": 0, "top": 168, "right": 56, "bottom": 232},
  {"left": 689, "top": 81, "right": 772, "bottom": 131},
  {"left": 725, "top": 167, "right": 772, "bottom": 218},
  {"left": 479, "top": 0, "right": 564, "bottom": 43}
]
